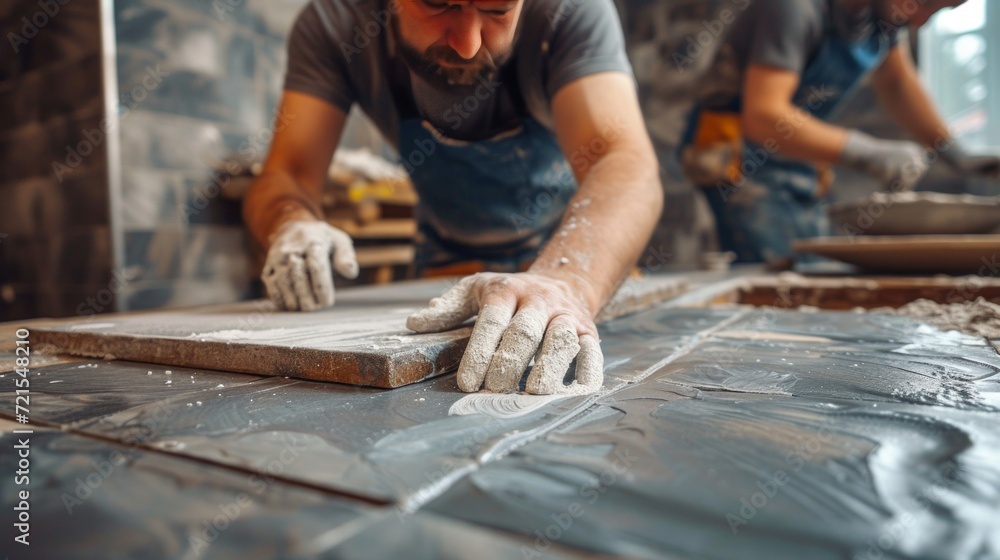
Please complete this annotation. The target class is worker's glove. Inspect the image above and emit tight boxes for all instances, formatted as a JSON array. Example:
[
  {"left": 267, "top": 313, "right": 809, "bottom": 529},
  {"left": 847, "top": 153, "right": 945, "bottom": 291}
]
[
  {"left": 939, "top": 141, "right": 1000, "bottom": 180},
  {"left": 262, "top": 220, "right": 359, "bottom": 311},
  {"left": 841, "top": 130, "right": 930, "bottom": 191},
  {"left": 407, "top": 272, "right": 604, "bottom": 395}
]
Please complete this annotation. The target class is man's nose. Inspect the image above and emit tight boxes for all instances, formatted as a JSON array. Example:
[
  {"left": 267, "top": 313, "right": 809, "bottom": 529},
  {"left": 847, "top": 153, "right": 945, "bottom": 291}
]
[{"left": 445, "top": 11, "right": 483, "bottom": 60}]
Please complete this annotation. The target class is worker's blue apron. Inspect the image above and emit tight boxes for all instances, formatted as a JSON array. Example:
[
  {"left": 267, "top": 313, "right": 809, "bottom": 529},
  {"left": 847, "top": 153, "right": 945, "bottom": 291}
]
[
  {"left": 682, "top": 21, "right": 893, "bottom": 263},
  {"left": 390, "top": 59, "right": 577, "bottom": 274}
]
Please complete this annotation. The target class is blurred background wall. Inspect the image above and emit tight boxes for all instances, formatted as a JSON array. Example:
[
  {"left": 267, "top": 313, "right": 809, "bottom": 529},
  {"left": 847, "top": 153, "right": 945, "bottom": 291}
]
[
  {"left": 0, "top": 1, "right": 110, "bottom": 321},
  {"left": 1, "top": 0, "right": 996, "bottom": 321}
]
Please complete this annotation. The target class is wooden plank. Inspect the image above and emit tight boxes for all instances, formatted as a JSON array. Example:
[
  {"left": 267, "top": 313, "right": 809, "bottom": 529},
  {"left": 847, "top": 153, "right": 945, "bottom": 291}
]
[
  {"left": 354, "top": 245, "right": 415, "bottom": 267},
  {"left": 28, "top": 276, "right": 688, "bottom": 389},
  {"left": 329, "top": 219, "right": 417, "bottom": 239}
]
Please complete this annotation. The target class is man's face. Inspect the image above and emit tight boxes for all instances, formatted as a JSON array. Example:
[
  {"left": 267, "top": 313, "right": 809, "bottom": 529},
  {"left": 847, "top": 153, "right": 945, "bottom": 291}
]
[
  {"left": 876, "top": 0, "right": 968, "bottom": 29},
  {"left": 394, "top": 0, "right": 523, "bottom": 88}
]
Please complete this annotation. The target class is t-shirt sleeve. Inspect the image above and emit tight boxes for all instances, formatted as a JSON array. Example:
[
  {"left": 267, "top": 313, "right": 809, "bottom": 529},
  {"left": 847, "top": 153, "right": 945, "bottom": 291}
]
[
  {"left": 283, "top": 3, "right": 355, "bottom": 112},
  {"left": 545, "top": 0, "right": 634, "bottom": 99},
  {"left": 744, "top": 0, "right": 825, "bottom": 74}
]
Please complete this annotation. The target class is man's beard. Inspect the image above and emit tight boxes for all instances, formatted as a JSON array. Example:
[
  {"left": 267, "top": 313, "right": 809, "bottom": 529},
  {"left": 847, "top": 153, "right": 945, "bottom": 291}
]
[{"left": 395, "top": 32, "right": 509, "bottom": 89}]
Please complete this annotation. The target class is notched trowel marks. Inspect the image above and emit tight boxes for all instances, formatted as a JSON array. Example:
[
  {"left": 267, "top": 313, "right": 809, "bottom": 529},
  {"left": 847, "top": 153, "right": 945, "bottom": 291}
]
[{"left": 448, "top": 393, "right": 575, "bottom": 419}]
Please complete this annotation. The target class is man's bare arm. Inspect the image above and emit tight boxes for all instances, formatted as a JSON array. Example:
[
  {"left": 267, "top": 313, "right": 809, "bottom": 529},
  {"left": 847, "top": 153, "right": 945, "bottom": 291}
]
[
  {"left": 871, "top": 44, "right": 950, "bottom": 148},
  {"left": 535, "top": 71, "right": 663, "bottom": 315},
  {"left": 244, "top": 91, "right": 359, "bottom": 311},
  {"left": 243, "top": 91, "right": 348, "bottom": 249},
  {"left": 741, "top": 64, "right": 848, "bottom": 164},
  {"left": 406, "top": 71, "right": 662, "bottom": 395},
  {"left": 742, "top": 63, "right": 929, "bottom": 190}
]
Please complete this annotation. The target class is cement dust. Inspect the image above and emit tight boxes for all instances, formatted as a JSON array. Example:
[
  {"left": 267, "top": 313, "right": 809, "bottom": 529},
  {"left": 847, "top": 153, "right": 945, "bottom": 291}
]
[{"left": 874, "top": 298, "right": 1000, "bottom": 342}]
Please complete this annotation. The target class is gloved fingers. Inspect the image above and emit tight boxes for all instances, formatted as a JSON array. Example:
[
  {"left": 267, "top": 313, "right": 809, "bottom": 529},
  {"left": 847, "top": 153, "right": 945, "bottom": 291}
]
[
  {"left": 457, "top": 301, "right": 516, "bottom": 393},
  {"left": 526, "top": 315, "right": 581, "bottom": 395},
  {"left": 329, "top": 229, "right": 360, "bottom": 279},
  {"left": 305, "top": 242, "right": 336, "bottom": 309},
  {"left": 261, "top": 263, "right": 283, "bottom": 309},
  {"left": 287, "top": 254, "right": 317, "bottom": 311},
  {"left": 963, "top": 155, "right": 1000, "bottom": 178},
  {"left": 483, "top": 306, "right": 548, "bottom": 393},
  {"left": 407, "top": 276, "right": 479, "bottom": 333},
  {"left": 271, "top": 259, "right": 300, "bottom": 311},
  {"left": 571, "top": 335, "right": 604, "bottom": 393},
  {"left": 894, "top": 156, "right": 930, "bottom": 192}
]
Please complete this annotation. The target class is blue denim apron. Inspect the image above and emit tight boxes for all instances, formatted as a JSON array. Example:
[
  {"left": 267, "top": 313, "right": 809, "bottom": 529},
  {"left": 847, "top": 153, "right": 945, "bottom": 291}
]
[
  {"left": 684, "top": 20, "right": 892, "bottom": 263},
  {"left": 390, "top": 59, "right": 577, "bottom": 273}
]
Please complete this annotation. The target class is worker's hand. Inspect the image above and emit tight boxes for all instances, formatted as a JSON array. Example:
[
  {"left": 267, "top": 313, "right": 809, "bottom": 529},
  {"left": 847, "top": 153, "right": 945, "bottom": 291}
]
[
  {"left": 407, "top": 272, "right": 604, "bottom": 395},
  {"left": 262, "top": 220, "right": 359, "bottom": 311},
  {"left": 841, "top": 130, "right": 930, "bottom": 191},
  {"left": 939, "top": 142, "right": 1000, "bottom": 180}
]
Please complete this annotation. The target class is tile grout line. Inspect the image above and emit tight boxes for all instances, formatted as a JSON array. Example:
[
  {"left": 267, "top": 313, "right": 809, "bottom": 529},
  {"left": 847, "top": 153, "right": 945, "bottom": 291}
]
[{"left": 397, "top": 307, "right": 754, "bottom": 515}]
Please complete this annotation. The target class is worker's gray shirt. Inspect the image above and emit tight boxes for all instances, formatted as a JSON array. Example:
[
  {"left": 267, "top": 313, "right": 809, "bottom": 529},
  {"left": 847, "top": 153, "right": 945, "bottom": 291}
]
[
  {"left": 284, "top": 0, "right": 633, "bottom": 145},
  {"left": 695, "top": 0, "right": 902, "bottom": 112}
]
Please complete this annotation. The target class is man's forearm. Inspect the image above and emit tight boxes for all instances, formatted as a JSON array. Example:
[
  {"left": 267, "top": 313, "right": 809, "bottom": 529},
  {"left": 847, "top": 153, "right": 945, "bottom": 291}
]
[
  {"left": 874, "top": 75, "right": 950, "bottom": 150},
  {"left": 743, "top": 107, "right": 849, "bottom": 165},
  {"left": 243, "top": 171, "right": 324, "bottom": 249},
  {"left": 529, "top": 148, "right": 663, "bottom": 316},
  {"left": 872, "top": 45, "right": 951, "bottom": 150}
]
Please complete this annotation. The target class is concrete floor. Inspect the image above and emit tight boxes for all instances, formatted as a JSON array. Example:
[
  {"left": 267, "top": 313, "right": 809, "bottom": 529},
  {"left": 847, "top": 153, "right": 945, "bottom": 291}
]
[{"left": 1, "top": 279, "right": 999, "bottom": 559}]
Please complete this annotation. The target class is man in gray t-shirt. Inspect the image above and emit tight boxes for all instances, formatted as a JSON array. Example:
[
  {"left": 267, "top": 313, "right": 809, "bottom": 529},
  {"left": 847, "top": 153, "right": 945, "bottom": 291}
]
[
  {"left": 678, "top": 0, "right": 999, "bottom": 266},
  {"left": 243, "top": 0, "right": 663, "bottom": 395}
]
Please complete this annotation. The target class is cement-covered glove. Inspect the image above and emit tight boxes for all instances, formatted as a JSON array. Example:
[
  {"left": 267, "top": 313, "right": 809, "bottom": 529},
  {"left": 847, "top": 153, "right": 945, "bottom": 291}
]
[
  {"left": 407, "top": 272, "right": 604, "bottom": 395},
  {"left": 262, "top": 220, "right": 358, "bottom": 311},
  {"left": 841, "top": 130, "right": 930, "bottom": 191},
  {"left": 939, "top": 141, "right": 1000, "bottom": 179}
]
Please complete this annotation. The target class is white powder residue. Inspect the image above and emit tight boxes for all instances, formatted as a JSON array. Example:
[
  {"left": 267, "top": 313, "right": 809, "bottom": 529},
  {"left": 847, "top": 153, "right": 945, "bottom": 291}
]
[
  {"left": 68, "top": 322, "right": 116, "bottom": 330},
  {"left": 188, "top": 328, "right": 296, "bottom": 342},
  {"left": 713, "top": 331, "right": 835, "bottom": 344},
  {"left": 448, "top": 393, "right": 572, "bottom": 418}
]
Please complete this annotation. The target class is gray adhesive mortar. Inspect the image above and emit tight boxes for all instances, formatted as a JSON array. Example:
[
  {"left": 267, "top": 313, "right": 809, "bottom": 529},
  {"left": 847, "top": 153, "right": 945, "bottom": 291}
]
[{"left": 873, "top": 298, "right": 1000, "bottom": 352}]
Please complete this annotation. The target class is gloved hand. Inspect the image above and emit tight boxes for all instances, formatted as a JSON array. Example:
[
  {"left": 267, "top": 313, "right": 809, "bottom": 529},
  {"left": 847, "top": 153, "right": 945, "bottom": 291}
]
[
  {"left": 841, "top": 130, "right": 930, "bottom": 191},
  {"left": 939, "top": 141, "right": 1000, "bottom": 179},
  {"left": 407, "top": 272, "right": 604, "bottom": 395},
  {"left": 262, "top": 220, "right": 359, "bottom": 311}
]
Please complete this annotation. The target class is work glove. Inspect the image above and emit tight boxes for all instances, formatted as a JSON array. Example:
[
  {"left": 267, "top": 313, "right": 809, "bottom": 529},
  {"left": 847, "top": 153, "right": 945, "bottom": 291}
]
[
  {"left": 262, "top": 220, "right": 359, "bottom": 311},
  {"left": 841, "top": 130, "right": 930, "bottom": 191},
  {"left": 407, "top": 273, "right": 604, "bottom": 395},
  {"left": 938, "top": 141, "right": 1000, "bottom": 180}
]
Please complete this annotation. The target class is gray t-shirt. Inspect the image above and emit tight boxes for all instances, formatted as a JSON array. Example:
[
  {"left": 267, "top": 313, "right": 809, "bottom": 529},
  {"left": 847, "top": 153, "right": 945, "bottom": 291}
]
[
  {"left": 285, "top": 0, "right": 633, "bottom": 145},
  {"left": 696, "top": 0, "right": 901, "bottom": 111}
]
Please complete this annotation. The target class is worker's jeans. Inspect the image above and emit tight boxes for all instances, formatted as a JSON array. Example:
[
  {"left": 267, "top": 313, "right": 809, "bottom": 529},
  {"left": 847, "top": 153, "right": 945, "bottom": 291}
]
[{"left": 702, "top": 159, "right": 831, "bottom": 265}]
